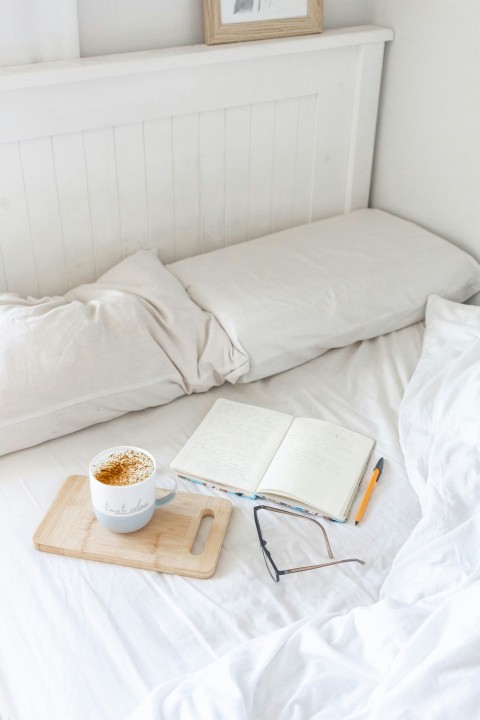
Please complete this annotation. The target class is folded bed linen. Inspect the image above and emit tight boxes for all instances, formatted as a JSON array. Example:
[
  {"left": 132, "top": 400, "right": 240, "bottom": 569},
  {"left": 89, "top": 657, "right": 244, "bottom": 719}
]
[{"left": 0, "top": 322, "right": 424, "bottom": 720}]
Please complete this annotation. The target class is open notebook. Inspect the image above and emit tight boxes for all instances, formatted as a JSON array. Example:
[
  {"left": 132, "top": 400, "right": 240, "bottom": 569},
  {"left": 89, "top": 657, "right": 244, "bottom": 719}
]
[{"left": 171, "top": 399, "right": 375, "bottom": 521}]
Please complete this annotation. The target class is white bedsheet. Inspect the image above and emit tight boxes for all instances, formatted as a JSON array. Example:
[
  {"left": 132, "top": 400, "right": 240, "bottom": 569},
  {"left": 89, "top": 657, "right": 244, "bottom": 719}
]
[
  {"left": 0, "top": 323, "right": 424, "bottom": 720},
  {"left": 129, "top": 296, "right": 480, "bottom": 720}
]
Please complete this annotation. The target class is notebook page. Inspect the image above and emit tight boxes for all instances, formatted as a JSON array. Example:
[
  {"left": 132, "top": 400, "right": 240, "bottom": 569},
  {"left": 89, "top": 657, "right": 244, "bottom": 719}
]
[
  {"left": 257, "top": 418, "right": 374, "bottom": 519},
  {"left": 171, "top": 399, "right": 293, "bottom": 493}
]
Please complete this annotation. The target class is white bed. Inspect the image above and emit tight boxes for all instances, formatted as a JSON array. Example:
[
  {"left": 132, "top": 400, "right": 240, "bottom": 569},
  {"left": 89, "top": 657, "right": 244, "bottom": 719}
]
[
  {"left": 0, "top": 320, "right": 424, "bottom": 720},
  {"left": 1, "top": 23, "right": 480, "bottom": 720}
]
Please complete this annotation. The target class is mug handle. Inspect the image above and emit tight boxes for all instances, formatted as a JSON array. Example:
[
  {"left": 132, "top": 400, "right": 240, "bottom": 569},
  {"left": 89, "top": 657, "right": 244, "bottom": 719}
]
[{"left": 154, "top": 472, "right": 177, "bottom": 507}]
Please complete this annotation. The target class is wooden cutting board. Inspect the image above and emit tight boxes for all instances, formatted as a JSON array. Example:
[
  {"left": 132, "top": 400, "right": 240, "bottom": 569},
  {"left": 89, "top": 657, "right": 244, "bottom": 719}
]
[{"left": 33, "top": 475, "right": 232, "bottom": 579}]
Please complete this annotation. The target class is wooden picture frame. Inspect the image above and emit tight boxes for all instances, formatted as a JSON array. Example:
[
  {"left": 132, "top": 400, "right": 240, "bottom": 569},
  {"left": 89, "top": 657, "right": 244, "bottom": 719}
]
[{"left": 203, "top": 0, "right": 323, "bottom": 45}]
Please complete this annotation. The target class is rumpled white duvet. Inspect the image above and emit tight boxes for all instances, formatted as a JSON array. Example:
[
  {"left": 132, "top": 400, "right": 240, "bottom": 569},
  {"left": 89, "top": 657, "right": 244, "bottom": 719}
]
[{"left": 129, "top": 294, "right": 480, "bottom": 720}]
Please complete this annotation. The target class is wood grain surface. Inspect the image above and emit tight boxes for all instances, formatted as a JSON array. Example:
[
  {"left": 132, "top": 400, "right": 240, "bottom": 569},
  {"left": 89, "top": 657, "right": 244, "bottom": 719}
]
[{"left": 33, "top": 475, "right": 233, "bottom": 578}]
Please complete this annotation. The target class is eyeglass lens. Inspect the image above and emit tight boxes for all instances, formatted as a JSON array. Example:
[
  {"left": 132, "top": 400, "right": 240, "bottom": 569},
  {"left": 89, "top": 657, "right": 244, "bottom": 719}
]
[{"left": 261, "top": 544, "right": 279, "bottom": 582}]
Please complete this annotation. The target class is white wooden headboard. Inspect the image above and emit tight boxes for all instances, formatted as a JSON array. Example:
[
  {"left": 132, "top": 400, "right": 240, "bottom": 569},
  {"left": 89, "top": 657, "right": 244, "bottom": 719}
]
[{"left": 0, "top": 25, "right": 392, "bottom": 297}]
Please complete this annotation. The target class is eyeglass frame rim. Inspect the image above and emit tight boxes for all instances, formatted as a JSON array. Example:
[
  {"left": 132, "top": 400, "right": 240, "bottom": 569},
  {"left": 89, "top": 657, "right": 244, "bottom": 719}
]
[{"left": 253, "top": 504, "right": 366, "bottom": 582}]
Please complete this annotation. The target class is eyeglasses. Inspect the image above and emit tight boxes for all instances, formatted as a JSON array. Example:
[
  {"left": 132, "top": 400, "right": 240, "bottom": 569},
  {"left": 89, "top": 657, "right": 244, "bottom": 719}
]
[{"left": 254, "top": 505, "right": 366, "bottom": 582}]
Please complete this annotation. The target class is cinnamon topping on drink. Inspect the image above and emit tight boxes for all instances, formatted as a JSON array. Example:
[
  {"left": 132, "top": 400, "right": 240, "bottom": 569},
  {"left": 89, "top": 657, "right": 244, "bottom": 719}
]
[{"left": 94, "top": 449, "right": 154, "bottom": 486}]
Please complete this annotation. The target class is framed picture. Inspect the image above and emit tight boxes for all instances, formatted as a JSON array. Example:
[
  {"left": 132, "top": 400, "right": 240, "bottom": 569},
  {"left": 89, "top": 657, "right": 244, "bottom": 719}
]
[{"left": 203, "top": 0, "right": 323, "bottom": 45}]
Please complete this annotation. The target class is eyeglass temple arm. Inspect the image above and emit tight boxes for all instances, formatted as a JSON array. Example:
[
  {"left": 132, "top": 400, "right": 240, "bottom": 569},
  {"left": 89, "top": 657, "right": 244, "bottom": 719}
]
[
  {"left": 281, "top": 558, "right": 366, "bottom": 575},
  {"left": 254, "top": 506, "right": 366, "bottom": 574}
]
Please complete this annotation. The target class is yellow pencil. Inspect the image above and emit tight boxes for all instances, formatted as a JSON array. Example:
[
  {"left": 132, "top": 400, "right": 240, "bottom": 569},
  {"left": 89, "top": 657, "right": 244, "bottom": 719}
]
[{"left": 355, "top": 458, "right": 384, "bottom": 525}]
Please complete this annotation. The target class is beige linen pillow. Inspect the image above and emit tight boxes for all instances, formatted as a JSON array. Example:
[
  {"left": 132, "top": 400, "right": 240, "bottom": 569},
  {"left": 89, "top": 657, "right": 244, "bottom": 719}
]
[
  {"left": 168, "top": 209, "right": 480, "bottom": 382},
  {"left": 0, "top": 251, "right": 248, "bottom": 456}
]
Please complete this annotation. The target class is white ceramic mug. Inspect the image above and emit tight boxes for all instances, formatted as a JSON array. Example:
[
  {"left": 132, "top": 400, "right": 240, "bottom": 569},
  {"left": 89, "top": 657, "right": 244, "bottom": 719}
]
[{"left": 89, "top": 445, "right": 177, "bottom": 533}]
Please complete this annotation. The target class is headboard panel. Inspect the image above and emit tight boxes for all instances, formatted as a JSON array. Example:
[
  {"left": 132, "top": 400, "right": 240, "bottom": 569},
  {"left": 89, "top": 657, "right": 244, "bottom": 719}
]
[{"left": 0, "top": 26, "right": 392, "bottom": 297}]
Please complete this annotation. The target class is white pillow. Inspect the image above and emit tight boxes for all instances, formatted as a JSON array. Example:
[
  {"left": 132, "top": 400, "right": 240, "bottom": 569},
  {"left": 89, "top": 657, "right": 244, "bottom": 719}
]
[
  {"left": 399, "top": 294, "right": 480, "bottom": 500},
  {"left": 0, "top": 251, "right": 248, "bottom": 456},
  {"left": 168, "top": 209, "right": 480, "bottom": 382}
]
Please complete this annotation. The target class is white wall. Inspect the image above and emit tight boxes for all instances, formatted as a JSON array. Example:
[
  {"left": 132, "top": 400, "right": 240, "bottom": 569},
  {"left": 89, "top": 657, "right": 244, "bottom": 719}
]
[
  {"left": 370, "top": 0, "right": 480, "bottom": 260},
  {"left": 77, "top": 0, "right": 374, "bottom": 56},
  {"left": 77, "top": 0, "right": 203, "bottom": 56}
]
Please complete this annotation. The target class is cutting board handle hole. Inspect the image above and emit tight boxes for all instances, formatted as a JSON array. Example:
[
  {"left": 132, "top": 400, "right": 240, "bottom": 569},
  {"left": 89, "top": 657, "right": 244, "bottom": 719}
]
[{"left": 191, "top": 512, "right": 214, "bottom": 555}]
